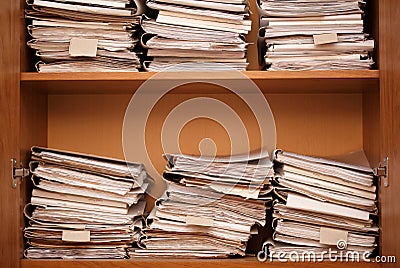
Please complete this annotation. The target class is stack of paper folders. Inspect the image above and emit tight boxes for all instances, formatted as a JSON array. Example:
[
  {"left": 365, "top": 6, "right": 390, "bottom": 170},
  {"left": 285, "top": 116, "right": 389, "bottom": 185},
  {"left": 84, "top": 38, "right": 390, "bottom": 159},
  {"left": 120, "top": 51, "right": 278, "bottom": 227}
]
[
  {"left": 141, "top": 0, "right": 252, "bottom": 71},
  {"left": 25, "top": 0, "right": 146, "bottom": 72},
  {"left": 129, "top": 152, "right": 274, "bottom": 258},
  {"left": 24, "top": 147, "right": 150, "bottom": 259},
  {"left": 258, "top": 0, "right": 374, "bottom": 70},
  {"left": 267, "top": 150, "right": 378, "bottom": 259}
]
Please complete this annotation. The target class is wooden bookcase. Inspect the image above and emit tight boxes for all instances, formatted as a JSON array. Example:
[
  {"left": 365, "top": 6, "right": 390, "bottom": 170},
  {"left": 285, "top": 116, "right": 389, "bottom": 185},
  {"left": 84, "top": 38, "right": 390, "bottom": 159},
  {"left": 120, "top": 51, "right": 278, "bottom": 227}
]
[{"left": 1, "top": 0, "right": 399, "bottom": 267}]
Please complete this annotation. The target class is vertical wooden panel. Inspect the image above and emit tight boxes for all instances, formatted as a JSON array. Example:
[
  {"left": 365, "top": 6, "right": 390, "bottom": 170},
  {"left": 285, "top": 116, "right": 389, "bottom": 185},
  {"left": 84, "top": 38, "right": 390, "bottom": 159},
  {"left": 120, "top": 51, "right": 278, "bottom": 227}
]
[
  {"left": 364, "top": 0, "right": 379, "bottom": 69},
  {"left": 247, "top": 0, "right": 260, "bottom": 70},
  {"left": 363, "top": 89, "right": 380, "bottom": 168},
  {"left": 20, "top": 0, "right": 33, "bottom": 72},
  {"left": 0, "top": 0, "right": 21, "bottom": 267},
  {"left": 19, "top": 87, "right": 48, "bottom": 264},
  {"left": 379, "top": 0, "right": 400, "bottom": 263}
]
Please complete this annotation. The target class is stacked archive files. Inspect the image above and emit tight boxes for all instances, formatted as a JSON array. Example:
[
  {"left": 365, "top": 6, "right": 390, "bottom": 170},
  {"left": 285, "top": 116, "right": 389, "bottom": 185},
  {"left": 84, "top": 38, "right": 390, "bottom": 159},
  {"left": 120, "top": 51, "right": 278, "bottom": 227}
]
[
  {"left": 141, "top": 0, "right": 252, "bottom": 71},
  {"left": 26, "top": 0, "right": 146, "bottom": 72},
  {"left": 258, "top": 0, "right": 375, "bottom": 70},
  {"left": 24, "top": 147, "right": 150, "bottom": 259},
  {"left": 130, "top": 152, "right": 274, "bottom": 258},
  {"left": 267, "top": 150, "right": 378, "bottom": 259}
]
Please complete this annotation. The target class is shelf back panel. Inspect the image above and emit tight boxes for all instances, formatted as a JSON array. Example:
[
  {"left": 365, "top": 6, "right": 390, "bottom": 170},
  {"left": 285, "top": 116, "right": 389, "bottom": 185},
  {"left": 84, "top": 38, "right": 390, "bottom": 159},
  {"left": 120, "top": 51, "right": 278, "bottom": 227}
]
[{"left": 47, "top": 92, "right": 363, "bottom": 199}]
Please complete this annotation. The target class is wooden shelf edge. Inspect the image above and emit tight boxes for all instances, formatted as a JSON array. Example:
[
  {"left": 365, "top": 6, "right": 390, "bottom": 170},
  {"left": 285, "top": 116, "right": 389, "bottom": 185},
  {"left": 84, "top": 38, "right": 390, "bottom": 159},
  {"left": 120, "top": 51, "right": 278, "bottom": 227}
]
[
  {"left": 20, "top": 70, "right": 380, "bottom": 94},
  {"left": 20, "top": 258, "right": 382, "bottom": 268},
  {"left": 21, "top": 70, "right": 380, "bottom": 82},
  {"left": 21, "top": 72, "right": 154, "bottom": 82}
]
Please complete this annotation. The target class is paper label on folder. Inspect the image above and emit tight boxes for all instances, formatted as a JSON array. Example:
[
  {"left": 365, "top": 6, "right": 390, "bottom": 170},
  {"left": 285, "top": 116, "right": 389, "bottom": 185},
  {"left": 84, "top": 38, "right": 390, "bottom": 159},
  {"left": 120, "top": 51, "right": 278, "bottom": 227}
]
[
  {"left": 313, "top": 33, "right": 338, "bottom": 45},
  {"left": 69, "top": 38, "right": 98, "bottom": 57},
  {"left": 62, "top": 230, "right": 90, "bottom": 242},
  {"left": 185, "top": 216, "right": 214, "bottom": 227},
  {"left": 319, "top": 227, "right": 348, "bottom": 246}
]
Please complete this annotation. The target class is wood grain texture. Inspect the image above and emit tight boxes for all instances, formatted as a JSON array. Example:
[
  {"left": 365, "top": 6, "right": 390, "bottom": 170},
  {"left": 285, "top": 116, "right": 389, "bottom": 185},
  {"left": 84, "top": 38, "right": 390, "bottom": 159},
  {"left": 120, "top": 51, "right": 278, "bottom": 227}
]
[
  {"left": 20, "top": 259, "right": 382, "bottom": 268},
  {"left": 379, "top": 0, "right": 400, "bottom": 265},
  {"left": 20, "top": 0, "right": 34, "bottom": 72},
  {"left": 46, "top": 93, "right": 363, "bottom": 160},
  {"left": 363, "top": 88, "right": 381, "bottom": 168},
  {"left": 268, "top": 94, "right": 363, "bottom": 156},
  {"left": 364, "top": 0, "right": 379, "bottom": 69},
  {"left": 13, "top": 0, "right": 389, "bottom": 267},
  {"left": 21, "top": 70, "right": 380, "bottom": 82},
  {"left": 46, "top": 92, "right": 363, "bottom": 200},
  {"left": 19, "top": 87, "right": 48, "bottom": 264},
  {"left": 246, "top": 0, "right": 260, "bottom": 70},
  {"left": 0, "top": 0, "right": 21, "bottom": 267},
  {"left": 20, "top": 70, "right": 379, "bottom": 94}
]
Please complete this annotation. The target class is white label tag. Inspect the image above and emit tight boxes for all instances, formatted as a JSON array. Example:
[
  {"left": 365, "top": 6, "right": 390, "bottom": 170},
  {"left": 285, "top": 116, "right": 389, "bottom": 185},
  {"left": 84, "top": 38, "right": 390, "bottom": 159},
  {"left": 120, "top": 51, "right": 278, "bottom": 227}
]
[
  {"left": 62, "top": 230, "right": 90, "bottom": 242},
  {"left": 320, "top": 227, "right": 348, "bottom": 246},
  {"left": 185, "top": 216, "right": 214, "bottom": 227},
  {"left": 69, "top": 38, "right": 98, "bottom": 57},
  {"left": 313, "top": 33, "right": 338, "bottom": 45}
]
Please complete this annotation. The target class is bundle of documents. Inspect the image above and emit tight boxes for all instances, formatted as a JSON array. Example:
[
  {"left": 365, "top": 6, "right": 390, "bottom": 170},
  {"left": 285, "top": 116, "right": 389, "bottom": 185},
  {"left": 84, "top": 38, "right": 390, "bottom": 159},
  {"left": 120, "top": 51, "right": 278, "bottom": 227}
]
[
  {"left": 26, "top": 0, "right": 146, "bottom": 72},
  {"left": 141, "top": 0, "right": 252, "bottom": 71},
  {"left": 163, "top": 152, "right": 274, "bottom": 199},
  {"left": 268, "top": 150, "right": 378, "bottom": 259},
  {"left": 24, "top": 147, "right": 150, "bottom": 259},
  {"left": 258, "top": 0, "right": 374, "bottom": 70},
  {"left": 129, "top": 152, "right": 273, "bottom": 258}
]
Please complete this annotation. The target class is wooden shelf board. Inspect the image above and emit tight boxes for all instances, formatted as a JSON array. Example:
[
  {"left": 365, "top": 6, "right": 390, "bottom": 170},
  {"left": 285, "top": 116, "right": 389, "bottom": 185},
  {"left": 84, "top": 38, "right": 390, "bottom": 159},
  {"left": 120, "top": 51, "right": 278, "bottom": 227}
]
[
  {"left": 20, "top": 70, "right": 380, "bottom": 94},
  {"left": 21, "top": 258, "right": 382, "bottom": 268},
  {"left": 21, "top": 72, "right": 154, "bottom": 82},
  {"left": 21, "top": 70, "right": 379, "bottom": 81}
]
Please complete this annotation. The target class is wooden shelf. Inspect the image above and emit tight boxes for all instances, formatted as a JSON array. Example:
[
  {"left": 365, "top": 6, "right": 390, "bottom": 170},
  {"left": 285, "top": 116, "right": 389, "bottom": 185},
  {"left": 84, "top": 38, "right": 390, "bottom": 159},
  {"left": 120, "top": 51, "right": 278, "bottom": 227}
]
[
  {"left": 21, "top": 259, "right": 382, "bottom": 268},
  {"left": 20, "top": 70, "right": 380, "bottom": 82},
  {"left": 20, "top": 70, "right": 379, "bottom": 94}
]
